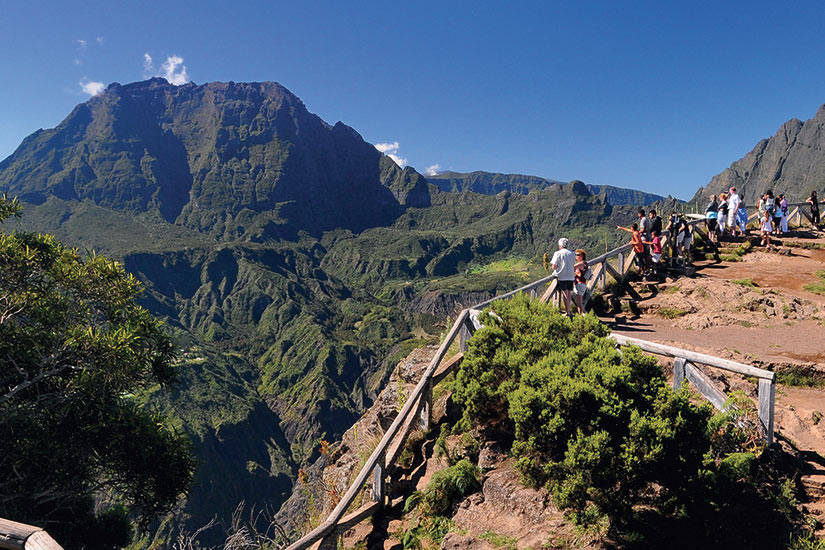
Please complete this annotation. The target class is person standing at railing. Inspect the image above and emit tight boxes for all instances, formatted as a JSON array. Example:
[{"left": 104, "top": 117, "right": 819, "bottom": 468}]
[
  {"left": 773, "top": 195, "right": 783, "bottom": 235},
  {"left": 642, "top": 229, "right": 663, "bottom": 276},
  {"left": 616, "top": 223, "right": 647, "bottom": 272},
  {"left": 727, "top": 187, "right": 743, "bottom": 237},
  {"left": 573, "top": 249, "right": 590, "bottom": 314},
  {"left": 780, "top": 194, "right": 789, "bottom": 233},
  {"left": 648, "top": 209, "right": 663, "bottom": 236},
  {"left": 550, "top": 237, "right": 576, "bottom": 316},
  {"left": 717, "top": 193, "right": 729, "bottom": 237},
  {"left": 737, "top": 195, "right": 748, "bottom": 235},
  {"left": 705, "top": 194, "right": 719, "bottom": 244}
]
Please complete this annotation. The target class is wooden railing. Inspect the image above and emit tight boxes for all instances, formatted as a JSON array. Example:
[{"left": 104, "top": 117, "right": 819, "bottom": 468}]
[
  {"left": 0, "top": 519, "right": 63, "bottom": 550},
  {"left": 611, "top": 334, "right": 775, "bottom": 444},
  {"left": 284, "top": 216, "right": 774, "bottom": 550}
]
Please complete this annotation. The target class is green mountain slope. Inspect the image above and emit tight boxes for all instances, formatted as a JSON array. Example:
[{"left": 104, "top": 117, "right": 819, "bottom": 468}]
[{"left": 426, "top": 170, "right": 666, "bottom": 205}]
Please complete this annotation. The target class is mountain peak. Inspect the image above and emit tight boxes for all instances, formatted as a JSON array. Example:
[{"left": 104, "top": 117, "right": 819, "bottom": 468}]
[{"left": 0, "top": 79, "right": 434, "bottom": 236}]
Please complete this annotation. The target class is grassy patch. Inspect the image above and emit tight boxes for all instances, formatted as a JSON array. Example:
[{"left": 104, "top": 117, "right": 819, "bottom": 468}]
[
  {"left": 656, "top": 307, "right": 690, "bottom": 319},
  {"left": 803, "top": 270, "right": 825, "bottom": 296},
  {"left": 775, "top": 365, "right": 825, "bottom": 389},
  {"left": 663, "top": 284, "right": 682, "bottom": 294},
  {"left": 732, "top": 278, "right": 758, "bottom": 288},
  {"left": 480, "top": 531, "right": 519, "bottom": 550}
]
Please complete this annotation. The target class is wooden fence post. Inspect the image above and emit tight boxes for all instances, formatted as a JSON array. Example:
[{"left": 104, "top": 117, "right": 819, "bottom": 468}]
[
  {"left": 372, "top": 452, "right": 386, "bottom": 503},
  {"left": 419, "top": 382, "right": 432, "bottom": 431},
  {"left": 459, "top": 323, "right": 471, "bottom": 353},
  {"left": 319, "top": 532, "right": 338, "bottom": 550},
  {"left": 758, "top": 378, "right": 775, "bottom": 445},
  {"left": 673, "top": 357, "right": 686, "bottom": 389}
]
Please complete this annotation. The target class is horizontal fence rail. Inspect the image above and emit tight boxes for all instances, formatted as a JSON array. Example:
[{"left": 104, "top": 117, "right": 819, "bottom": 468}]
[
  {"left": 285, "top": 214, "right": 778, "bottom": 550},
  {"left": 610, "top": 334, "right": 775, "bottom": 443}
]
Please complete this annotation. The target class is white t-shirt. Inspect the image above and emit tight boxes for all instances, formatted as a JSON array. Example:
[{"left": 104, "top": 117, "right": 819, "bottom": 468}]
[
  {"left": 761, "top": 217, "right": 773, "bottom": 232},
  {"left": 728, "top": 193, "right": 741, "bottom": 214},
  {"left": 551, "top": 248, "right": 576, "bottom": 281}
]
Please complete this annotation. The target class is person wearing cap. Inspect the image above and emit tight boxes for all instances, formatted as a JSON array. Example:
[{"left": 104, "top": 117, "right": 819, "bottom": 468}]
[{"left": 551, "top": 237, "right": 576, "bottom": 316}]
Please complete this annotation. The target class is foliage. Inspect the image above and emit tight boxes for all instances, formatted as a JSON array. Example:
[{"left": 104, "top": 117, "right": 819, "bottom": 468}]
[
  {"left": 0, "top": 197, "right": 194, "bottom": 548},
  {"left": 419, "top": 459, "right": 481, "bottom": 516},
  {"left": 453, "top": 294, "right": 715, "bottom": 527},
  {"left": 788, "top": 530, "right": 825, "bottom": 550},
  {"left": 656, "top": 307, "right": 690, "bottom": 319},
  {"left": 732, "top": 277, "right": 759, "bottom": 288},
  {"left": 803, "top": 270, "right": 825, "bottom": 296}
]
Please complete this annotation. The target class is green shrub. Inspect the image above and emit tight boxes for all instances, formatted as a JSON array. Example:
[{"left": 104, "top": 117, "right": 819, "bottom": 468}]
[
  {"left": 452, "top": 294, "right": 713, "bottom": 527},
  {"left": 657, "top": 307, "right": 690, "bottom": 319}
]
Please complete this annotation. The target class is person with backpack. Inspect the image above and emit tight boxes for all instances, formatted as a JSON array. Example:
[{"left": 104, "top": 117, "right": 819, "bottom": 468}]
[{"left": 573, "top": 249, "right": 591, "bottom": 314}]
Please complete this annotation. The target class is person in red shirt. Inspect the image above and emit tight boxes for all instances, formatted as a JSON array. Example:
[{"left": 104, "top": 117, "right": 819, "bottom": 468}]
[{"left": 617, "top": 222, "right": 646, "bottom": 271}]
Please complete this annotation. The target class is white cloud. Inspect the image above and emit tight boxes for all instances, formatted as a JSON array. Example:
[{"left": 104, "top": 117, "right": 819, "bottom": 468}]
[
  {"left": 425, "top": 164, "right": 441, "bottom": 176},
  {"left": 79, "top": 79, "right": 105, "bottom": 96},
  {"left": 75, "top": 39, "right": 87, "bottom": 50},
  {"left": 374, "top": 141, "right": 408, "bottom": 167},
  {"left": 143, "top": 53, "right": 154, "bottom": 77},
  {"left": 96, "top": 36, "right": 104, "bottom": 45},
  {"left": 142, "top": 53, "right": 191, "bottom": 85},
  {"left": 160, "top": 55, "right": 189, "bottom": 85}
]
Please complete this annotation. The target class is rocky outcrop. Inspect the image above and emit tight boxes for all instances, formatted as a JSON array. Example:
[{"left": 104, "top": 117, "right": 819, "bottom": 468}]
[{"left": 694, "top": 103, "right": 825, "bottom": 205}]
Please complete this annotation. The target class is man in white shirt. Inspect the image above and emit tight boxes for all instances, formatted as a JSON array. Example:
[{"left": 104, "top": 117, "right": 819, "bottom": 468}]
[
  {"left": 727, "top": 187, "right": 742, "bottom": 236},
  {"left": 551, "top": 237, "right": 576, "bottom": 316}
]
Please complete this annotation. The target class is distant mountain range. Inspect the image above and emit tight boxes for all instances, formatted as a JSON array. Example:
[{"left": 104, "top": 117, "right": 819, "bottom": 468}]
[
  {"left": 694, "top": 104, "right": 825, "bottom": 205},
  {"left": 426, "top": 170, "right": 667, "bottom": 206}
]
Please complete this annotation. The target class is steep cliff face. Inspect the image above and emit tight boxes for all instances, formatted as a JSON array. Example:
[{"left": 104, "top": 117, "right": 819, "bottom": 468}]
[{"left": 694, "top": 104, "right": 825, "bottom": 204}]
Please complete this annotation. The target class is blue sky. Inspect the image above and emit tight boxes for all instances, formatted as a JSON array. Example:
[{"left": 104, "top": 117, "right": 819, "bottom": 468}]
[{"left": 2, "top": 1, "right": 825, "bottom": 200}]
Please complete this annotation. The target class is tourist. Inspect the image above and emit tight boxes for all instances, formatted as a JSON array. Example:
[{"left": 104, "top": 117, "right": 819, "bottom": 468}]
[
  {"left": 737, "top": 194, "right": 748, "bottom": 235},
  {"left": 617, "top": 222, "right": 647, "bottom": 271},
  {"left": 637, "top": 208, "right": 651, "bottom": 272},
  {"left": 764, "top": 191, "right": 777, "bottom": 235},
  {"left": 760, "top": 210, "right": 773, "bottom": 247},
  {"left": 573, "top": 249, "right": 590, "bottom": 314},
  {"left": 727, "top": 187, "right": 741, "bottom": 236},
  {"left": 780, "top": 194, "right": 789, "bottom": 233},
  {"left": 705, "top": 194, "right": 719, "bottom": 243},
  {"left": 773, "top": 196, "right": 783, "bottom": 235},
  {"left": 717, "top": 193, "right": 729, "bottom": 237},
  {"left": 643, "top": 229, "right": 663, "bottom": 276},
  {"left": 807, "top": 191, "right": 821, "bottom": 226},
  {"left": 551, "top": 238, "right": 576, "bottom": 316},
  {"left": 649, "top": 209, "right": 663, "bottom": 236},
  {"left": 665, "top": 212, "right": 690, "bottom": 259}
]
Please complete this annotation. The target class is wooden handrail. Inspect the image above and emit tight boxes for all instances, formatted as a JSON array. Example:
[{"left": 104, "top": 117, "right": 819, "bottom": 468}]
[
  {"left": 610, "top": 334, "right": 774, "bottom": 380},
  {"left": 0, "top": 519, "right": 63, "bottom": 550}
]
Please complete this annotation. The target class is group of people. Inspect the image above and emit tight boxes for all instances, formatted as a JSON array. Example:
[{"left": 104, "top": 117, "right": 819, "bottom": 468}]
[
  {"left": 615, "top": 208, "right": 688, "bottom": 276},
  {"left": 704, "top": 186, "right": 747, "bottom": 241}
]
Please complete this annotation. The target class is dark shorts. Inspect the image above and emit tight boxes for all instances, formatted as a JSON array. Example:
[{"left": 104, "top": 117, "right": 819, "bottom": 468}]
[
  {"left": 707, "top": 219, "right": 717, "bottom": 232},
  {"left": 557, "top": 279, "right": 574, "bottom": 291}
]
